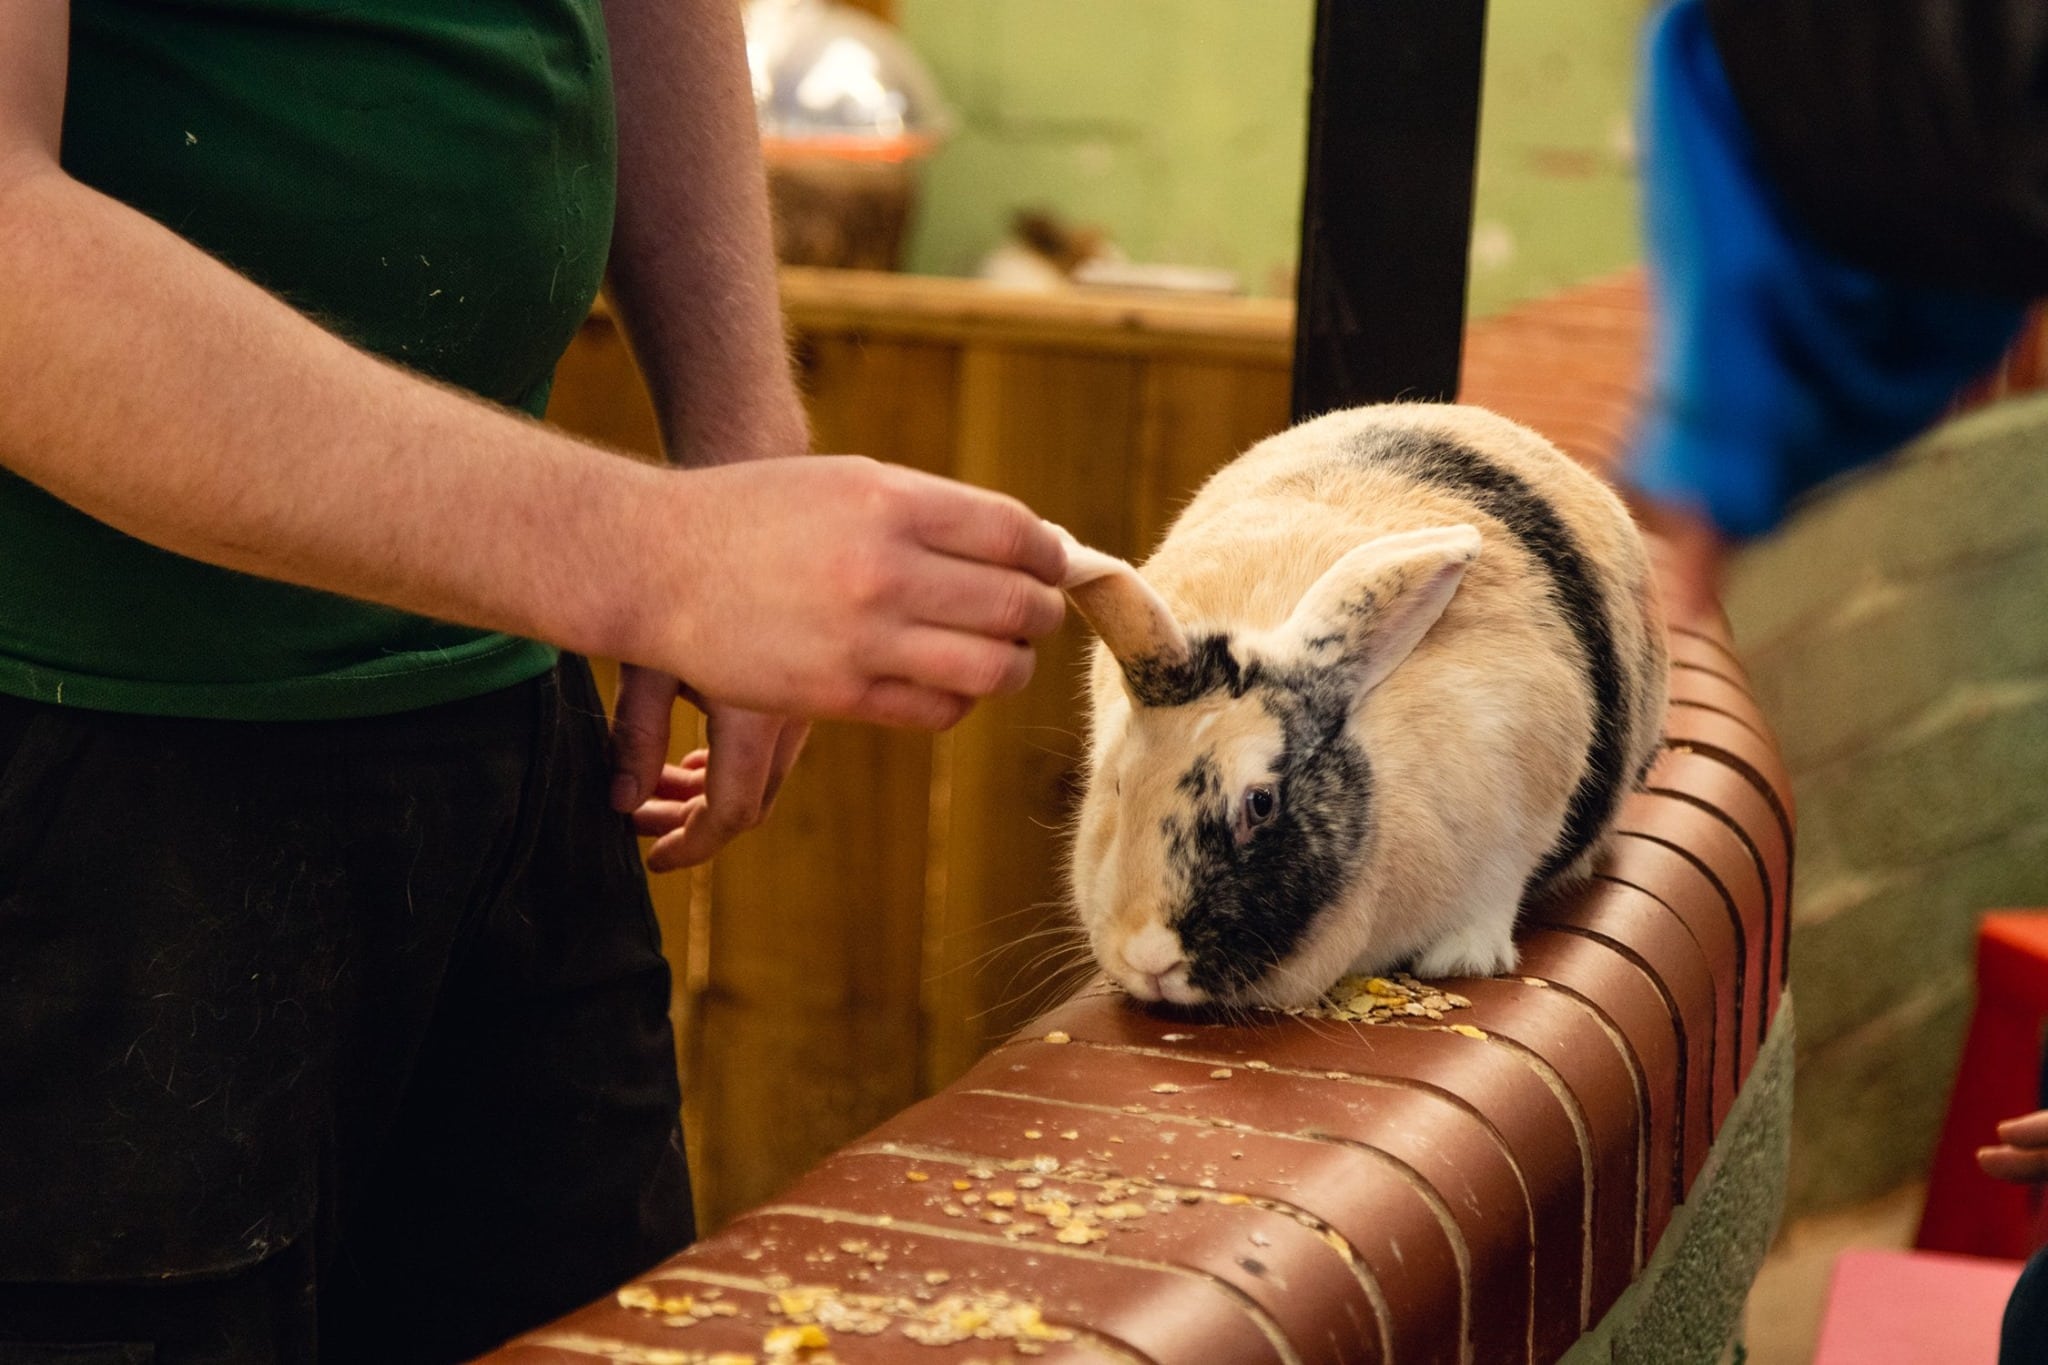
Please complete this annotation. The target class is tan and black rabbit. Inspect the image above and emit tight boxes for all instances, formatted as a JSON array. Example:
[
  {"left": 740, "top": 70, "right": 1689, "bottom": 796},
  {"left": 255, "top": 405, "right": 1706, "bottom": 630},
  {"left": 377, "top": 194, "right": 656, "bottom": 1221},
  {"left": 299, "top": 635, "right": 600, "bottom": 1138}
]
[{"left": 1056, "top": 403, "right": 1668, "bottom": 1009}]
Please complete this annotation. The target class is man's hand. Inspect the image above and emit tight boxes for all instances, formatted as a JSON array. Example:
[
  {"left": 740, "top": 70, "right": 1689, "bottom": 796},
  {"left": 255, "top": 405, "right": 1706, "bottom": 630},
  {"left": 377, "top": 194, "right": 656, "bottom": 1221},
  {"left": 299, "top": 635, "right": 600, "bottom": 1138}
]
[
  {"left": 1979, "top": 1109, "right": 2048, "bottom": 1183},
  {"left": 608, "top": 663, "right": 809, "bottom": 869},
  {"left": 644, "top": 455, "right": 1069, "bottom": 733}
]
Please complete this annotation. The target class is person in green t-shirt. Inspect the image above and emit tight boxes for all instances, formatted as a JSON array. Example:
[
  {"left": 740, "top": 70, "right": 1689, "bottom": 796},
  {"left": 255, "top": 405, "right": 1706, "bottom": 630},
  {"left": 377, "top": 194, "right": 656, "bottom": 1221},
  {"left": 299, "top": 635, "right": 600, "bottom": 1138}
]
[{"left": 0, "top": 2, "right": 1068, "bottom": 1359}]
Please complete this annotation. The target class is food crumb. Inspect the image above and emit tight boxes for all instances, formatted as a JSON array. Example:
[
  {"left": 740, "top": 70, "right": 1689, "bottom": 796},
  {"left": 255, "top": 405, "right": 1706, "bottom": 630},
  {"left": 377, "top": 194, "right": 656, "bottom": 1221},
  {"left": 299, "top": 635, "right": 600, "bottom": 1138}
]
[
  {"left": 762, "top": 1322, "right": 830, "bottom": 1355},
  {"left": 1287, "top": 971, "right": 1478, "bottom": 1026}
]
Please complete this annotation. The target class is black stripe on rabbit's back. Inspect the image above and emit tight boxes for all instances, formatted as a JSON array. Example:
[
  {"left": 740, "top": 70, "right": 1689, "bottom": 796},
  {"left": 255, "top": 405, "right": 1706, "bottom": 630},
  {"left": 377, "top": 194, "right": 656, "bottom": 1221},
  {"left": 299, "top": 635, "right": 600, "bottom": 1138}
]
[{"left": 1347, "top": 426, "right": 1632, "bottom": 886}]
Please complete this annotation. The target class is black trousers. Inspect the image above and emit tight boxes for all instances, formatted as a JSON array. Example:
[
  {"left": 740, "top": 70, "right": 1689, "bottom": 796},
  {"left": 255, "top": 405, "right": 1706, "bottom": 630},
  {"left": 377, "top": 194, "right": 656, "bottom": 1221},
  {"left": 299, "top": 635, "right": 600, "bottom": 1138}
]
[
  {"left": 0, "top": 659, "right": 694, "bottom": 1363},
  {"left": 2001, "top": 1047, "right": 2048, "bottom": 1365}
]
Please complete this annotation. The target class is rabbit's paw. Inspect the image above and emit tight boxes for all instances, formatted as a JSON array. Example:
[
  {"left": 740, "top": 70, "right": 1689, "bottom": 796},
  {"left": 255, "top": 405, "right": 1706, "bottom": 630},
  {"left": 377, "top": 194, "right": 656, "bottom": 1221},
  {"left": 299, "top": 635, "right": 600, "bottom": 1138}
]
[{"left": 1411, "top": 917, "right": 1517, "bottom": 981}]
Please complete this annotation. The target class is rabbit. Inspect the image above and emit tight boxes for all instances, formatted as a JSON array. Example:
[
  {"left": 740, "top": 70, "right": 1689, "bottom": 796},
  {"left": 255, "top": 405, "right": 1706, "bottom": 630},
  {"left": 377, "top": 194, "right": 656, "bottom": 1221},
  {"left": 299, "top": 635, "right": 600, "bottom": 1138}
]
[{"left": 1054, "top": 402, "right": 1668, "bottom": 1010}]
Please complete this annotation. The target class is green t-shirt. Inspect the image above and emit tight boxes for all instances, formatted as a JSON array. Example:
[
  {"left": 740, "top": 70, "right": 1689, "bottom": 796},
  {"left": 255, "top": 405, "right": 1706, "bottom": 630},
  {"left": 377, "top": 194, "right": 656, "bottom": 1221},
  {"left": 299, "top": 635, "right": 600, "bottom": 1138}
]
[{"left": 0, "top": 0, "right": 618, "bottom": 719}]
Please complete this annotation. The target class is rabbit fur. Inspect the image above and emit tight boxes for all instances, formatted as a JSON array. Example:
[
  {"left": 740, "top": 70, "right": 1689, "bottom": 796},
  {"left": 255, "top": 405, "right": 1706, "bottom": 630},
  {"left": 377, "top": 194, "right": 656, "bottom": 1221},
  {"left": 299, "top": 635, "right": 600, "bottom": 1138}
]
[{"left": 1058, "top": 403, "right": 1669, "bottom": 1009}]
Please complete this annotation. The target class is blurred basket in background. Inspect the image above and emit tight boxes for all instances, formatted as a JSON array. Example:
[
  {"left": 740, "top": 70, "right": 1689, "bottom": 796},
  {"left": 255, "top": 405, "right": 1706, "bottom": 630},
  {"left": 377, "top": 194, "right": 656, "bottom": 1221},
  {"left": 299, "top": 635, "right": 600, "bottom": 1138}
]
[{"left": 746, "top": 0, "right": 951, "bottom": 269}]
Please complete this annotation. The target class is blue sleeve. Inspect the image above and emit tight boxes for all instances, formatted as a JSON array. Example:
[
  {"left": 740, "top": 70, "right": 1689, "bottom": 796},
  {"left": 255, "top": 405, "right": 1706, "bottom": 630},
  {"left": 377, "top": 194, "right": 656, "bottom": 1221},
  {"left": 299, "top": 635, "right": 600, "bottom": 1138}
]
[{"left": 1629, "top": 0, "right": 2030, "bottom": 539}]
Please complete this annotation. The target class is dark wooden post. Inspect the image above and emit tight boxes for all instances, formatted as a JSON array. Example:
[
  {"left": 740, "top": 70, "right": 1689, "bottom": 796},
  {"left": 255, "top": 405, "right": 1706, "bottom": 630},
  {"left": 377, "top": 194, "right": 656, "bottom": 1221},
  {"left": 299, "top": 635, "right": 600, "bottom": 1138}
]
[{"left": 1291, "top": 0, "right": 1490, "bottom": 420}]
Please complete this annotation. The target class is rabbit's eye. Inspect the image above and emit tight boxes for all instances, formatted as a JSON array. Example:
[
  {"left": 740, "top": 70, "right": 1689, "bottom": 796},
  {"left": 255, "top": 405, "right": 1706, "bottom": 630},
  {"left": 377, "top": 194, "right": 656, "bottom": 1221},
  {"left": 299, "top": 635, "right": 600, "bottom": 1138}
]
[{"left": 1243, "top": 784, "right": 1279, "bottom": 828}]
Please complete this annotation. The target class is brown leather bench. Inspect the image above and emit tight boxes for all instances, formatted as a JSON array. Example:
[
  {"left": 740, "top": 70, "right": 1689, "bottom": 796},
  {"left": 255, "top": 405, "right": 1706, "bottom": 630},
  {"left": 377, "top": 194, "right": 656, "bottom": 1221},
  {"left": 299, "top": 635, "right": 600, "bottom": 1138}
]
[{"left": 479, "top": 607, "right": 1793, "bottom": 1365}]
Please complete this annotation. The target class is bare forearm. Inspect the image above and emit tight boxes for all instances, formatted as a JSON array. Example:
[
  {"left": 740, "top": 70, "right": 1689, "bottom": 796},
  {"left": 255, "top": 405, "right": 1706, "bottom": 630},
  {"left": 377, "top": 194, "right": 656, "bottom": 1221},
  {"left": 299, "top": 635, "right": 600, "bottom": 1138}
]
[
  {"left": 603, "top": 0, "right": 808, "bottom": 464},
  {"left": 0, "top": 164, "right": 691, "bottom": 667}
]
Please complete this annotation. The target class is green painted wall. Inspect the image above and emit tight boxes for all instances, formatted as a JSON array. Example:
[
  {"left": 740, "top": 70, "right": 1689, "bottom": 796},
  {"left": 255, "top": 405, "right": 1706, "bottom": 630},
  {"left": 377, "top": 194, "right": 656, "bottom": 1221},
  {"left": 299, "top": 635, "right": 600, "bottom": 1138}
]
[{"left": 897, "top": 0, "right": 1647, "bottom": 315}]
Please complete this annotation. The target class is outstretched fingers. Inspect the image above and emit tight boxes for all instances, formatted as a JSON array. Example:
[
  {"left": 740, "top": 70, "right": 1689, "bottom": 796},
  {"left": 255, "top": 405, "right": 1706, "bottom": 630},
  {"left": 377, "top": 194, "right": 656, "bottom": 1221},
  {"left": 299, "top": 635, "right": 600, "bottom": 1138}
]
[
  {"left": 866, "top": 625, "right": 1038, "bottom": 707},
  {"left": 851, "top": 679, "right": 974, "bottom": 732},
  {"left": 906, "top": 556, "right": 1067, "bottom": 643},
  {"left": 910, "top": 481, "right": 1069, "bottom": 586}
]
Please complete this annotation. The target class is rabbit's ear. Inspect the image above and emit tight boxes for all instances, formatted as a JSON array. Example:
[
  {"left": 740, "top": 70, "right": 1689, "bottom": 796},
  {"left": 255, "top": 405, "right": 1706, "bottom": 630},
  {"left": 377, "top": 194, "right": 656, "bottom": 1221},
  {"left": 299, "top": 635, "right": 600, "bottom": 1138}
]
[
  {"left": 1271, "top": 525, "right": 1481, "bottom": 698},
  {"left": 1048, "top": 523, "right": 1190, "bottom": 686}
]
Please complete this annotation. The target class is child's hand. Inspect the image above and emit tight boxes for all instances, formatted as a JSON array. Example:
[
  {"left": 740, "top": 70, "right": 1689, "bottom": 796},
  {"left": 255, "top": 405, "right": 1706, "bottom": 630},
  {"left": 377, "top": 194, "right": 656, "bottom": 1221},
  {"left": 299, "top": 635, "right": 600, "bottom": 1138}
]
[{"left": 1977, "top": 1110, "right": 2048, "bottom": 1182}]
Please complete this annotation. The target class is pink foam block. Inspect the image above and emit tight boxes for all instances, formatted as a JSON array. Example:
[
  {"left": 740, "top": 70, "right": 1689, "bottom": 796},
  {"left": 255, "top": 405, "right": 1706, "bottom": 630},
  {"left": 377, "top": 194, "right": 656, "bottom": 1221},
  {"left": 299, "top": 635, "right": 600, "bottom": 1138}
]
[{"left": 1813, "top": 1248, "right": 2025, "bottom": 1365}]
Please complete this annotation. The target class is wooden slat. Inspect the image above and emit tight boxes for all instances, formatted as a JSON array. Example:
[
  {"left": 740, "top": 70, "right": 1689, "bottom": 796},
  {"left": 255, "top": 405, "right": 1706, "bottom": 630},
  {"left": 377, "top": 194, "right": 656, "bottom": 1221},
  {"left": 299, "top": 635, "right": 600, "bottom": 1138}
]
[
  {"left": 917, "top": 345, "right": 1147, "bottom": 1091},
  {"left": 777, "top": 267, "right": 1294, "bottom": 363},
  {"left": 690, "top": 336, "right": 961, "bottom": 1229},
  {"left": 543, "top": 312, "right": 666, "bottom": 461},
  {"left": 1130, "top": 357, "right": 1294, "bottom": 552}
]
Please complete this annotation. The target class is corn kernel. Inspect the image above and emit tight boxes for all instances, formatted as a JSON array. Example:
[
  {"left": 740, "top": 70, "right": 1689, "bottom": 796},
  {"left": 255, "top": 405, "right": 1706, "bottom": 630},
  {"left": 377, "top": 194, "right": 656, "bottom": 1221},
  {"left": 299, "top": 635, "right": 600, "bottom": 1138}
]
[{"left": 762, "top": 1322, "right": 830, "bottom": 1354}]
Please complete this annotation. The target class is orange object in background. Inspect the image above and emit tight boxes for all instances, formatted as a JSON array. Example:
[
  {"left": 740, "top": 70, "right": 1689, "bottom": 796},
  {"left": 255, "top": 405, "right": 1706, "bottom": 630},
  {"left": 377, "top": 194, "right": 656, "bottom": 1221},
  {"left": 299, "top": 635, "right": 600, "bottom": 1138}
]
[{"left": 1918, "top": 911, "right": 2048, "bottom": 1259}]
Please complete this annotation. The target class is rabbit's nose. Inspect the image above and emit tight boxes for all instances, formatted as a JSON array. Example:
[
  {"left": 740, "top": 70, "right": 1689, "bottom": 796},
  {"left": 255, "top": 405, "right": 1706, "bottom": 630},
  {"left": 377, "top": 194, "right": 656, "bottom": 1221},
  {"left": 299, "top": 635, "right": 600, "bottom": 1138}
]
[
  {"left": 1123, "top": 924, "right": 1186, "bottom": 977},
  {"left": 1120, "top": 924, "right": 1197, "bottom": 1001}
]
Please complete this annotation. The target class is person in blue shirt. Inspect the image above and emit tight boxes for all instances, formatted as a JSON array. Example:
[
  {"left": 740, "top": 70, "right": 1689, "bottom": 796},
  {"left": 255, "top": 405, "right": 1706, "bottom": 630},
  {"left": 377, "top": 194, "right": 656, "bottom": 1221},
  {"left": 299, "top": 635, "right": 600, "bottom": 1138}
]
[{"left": 1630, "top": 0, "right": 2038, "bottom": 611}]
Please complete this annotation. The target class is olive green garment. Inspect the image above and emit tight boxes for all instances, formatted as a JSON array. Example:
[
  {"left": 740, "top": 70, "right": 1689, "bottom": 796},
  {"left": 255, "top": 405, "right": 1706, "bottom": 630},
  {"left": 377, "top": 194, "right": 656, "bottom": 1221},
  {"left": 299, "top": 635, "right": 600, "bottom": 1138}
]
[{"left": 0, "top": 0, "right": 618, "bottom": 718}]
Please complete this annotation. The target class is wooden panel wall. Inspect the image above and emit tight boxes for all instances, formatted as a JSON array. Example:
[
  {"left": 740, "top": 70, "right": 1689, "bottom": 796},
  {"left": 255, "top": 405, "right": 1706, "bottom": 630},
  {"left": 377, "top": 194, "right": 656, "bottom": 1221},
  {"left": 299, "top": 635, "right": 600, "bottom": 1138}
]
[{"left": 546, "top": 269, "right": 1291, "bottom": 1230}]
